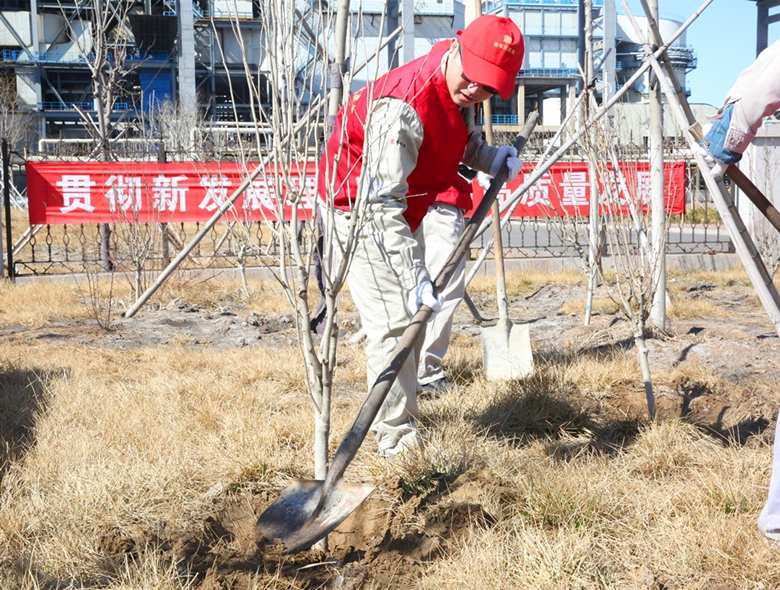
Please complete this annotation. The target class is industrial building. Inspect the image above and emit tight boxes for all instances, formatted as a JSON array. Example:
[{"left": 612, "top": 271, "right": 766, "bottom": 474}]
[
  {"left": 0, "top": 0, "right": 698, "bottom": 147},
  {"left": 349, "top": 0, "right": 697, "bottom": 135}
]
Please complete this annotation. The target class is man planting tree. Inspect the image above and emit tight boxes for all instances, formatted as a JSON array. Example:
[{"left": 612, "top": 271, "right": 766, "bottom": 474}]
[{"left": 318, "top": 15, "right": 525, "bottom": 458}]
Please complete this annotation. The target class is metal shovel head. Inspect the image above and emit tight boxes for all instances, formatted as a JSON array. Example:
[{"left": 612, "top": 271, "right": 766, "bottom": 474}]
[
  {"left": 481, "top": 319, "right": 533, "bottom": 382},
  {"left": 256, "top": 478, "right": 375, "bottom": 554}
]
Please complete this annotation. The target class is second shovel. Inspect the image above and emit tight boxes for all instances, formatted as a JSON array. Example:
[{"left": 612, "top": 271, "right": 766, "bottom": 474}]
[{"left": 480, "top": 186, "right": 533, "bottom": 381}]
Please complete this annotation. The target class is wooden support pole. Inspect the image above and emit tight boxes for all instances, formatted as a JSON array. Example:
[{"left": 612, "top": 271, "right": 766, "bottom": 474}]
[{"left": 647, "top": 0, "right": 666, "bottom": 330}]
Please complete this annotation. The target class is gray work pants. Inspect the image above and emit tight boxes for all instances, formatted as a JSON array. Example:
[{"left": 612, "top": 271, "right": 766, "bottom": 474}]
[
  {"left": 332, "top": 210, "right": 420, "bottom": 457},
  {"left": 415, "top": 203, "right": 466, "bottom": 386}
]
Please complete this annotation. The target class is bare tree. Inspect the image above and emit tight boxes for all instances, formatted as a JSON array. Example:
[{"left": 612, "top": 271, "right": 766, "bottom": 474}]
[
  {"left": 145, "top": 101, "right": 203, "bottom": 161},
  {"left": 106, "top": 173, "right": 161, "bottom": 299},
  {"left": 218, "top": 0, "right": 377, "bottom": 496},
  {"left": 584, "top": 112, "right": 670, "bottom": 420},
  {"left": 62, "top": 0, "right": 135, "bottom": 156},
  {"left": 0, "top": 74, "right": 35, "bottom": 153},
  {"left": 60, "top": 0, "right": 137, "bottom": 271}
]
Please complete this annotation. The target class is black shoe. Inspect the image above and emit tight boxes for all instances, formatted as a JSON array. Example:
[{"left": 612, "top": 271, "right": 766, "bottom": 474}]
[{"left": 420, "top": 378, "right": 453, "bottom": 396}]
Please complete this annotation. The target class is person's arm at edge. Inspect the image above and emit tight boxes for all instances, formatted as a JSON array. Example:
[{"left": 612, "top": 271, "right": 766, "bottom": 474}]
[{"left": 720, "top": 40, "right": 780, "bottom": 155}]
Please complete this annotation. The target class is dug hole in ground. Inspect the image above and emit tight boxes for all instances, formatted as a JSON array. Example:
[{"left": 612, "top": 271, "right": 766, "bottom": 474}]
[{"left": 0, "top": 263, "right": 778, "bottom": 589}]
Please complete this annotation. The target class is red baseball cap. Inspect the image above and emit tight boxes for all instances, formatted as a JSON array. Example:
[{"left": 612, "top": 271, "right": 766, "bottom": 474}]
[{"left": 457, "top": 15, "right": 524, "bottom": 99}]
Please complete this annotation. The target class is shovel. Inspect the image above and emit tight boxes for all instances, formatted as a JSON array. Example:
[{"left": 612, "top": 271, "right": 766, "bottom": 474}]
[
  {"left": 256, "top": 112, "right": 540, "bottom": 554},
  {"left": 480, "top": 183, "right": 534, "bottom": 381}
]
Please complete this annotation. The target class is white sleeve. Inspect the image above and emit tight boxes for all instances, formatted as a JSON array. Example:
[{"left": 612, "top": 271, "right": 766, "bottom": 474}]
[
  {"left": 723, "top": 39, "right": 780, "bottom": 153},
  {"left": 361, "top": 97, "right": 430, "bottom": 291}
]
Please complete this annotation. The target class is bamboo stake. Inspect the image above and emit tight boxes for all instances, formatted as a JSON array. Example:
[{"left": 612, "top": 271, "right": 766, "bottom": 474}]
[
  {"left": 584, "top": 0, "right": 599, "bottom": 326},
  {"left": 647, "top": 0, "right": 666, "bottom": 330}
]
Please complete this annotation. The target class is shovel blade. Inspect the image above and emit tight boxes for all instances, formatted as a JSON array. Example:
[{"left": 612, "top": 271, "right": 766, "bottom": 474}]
[
  {"left": 481, "top": 320, "right": 534, "bottom": 381},
  {"left": 256, "top": 478, "right": 374, "bottom": 554}
]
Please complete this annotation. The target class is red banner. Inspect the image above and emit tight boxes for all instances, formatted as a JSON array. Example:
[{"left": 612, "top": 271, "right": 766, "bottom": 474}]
[
  {"left": 27, "top": 160, "right": 686, "bottom": 225},
  {"left": 468, "top": 160, "right": 686, "bottom": 217},
  {"left": 27, "top": 161, "right": 318, "bottom": 225}
]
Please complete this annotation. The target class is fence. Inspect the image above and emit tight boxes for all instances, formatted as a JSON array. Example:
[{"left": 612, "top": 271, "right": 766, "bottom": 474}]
[{"left": 9, "top": 162, "right": 732, "bottom": 277}]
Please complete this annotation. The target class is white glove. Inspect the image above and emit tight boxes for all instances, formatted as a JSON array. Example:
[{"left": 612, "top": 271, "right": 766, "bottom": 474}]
[
  {"left": 407, "top": 280, "right": 443, "bottom": 314},
  {"left": 691, "top": 133, "right": 727, "bottom": 179},
  {"left": 477, "top": 171, "right": 492, "bottom": 190},
  {"left": 711, "top": 162, "right": 727, "bottom": 180},
  {"left": 488, "top": 145, "right": 523, "bottom": 181}
]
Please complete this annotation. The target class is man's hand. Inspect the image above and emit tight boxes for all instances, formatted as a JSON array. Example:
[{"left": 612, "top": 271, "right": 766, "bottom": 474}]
[
  {"left": 407, "top": 280, "right": 443, "bottom": 314},
  {"left": 480, "top": 146, "right": 523, "bottom": 189},
  {"left": 699, "top": 103, "right": 743, "bottom": 171},
  {"left": 694, "top": 123, "right": 727, "bottom": 179}
]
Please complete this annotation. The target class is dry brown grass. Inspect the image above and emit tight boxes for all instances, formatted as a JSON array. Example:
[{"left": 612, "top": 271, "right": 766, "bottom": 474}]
[
  {"left": 0, "top": 268, "right": 778, "bottom": 588},
  {"left": 0, "top": 340, "right": 365, "bottom": 585},
  {"left": 668, "top": 297, "right": 732, "bottom": 320},
  {"left": 560, "top": 296, "right": 620, "bottom": 317},
  {"left": 0, "top": 279, "right": 95, "bottom": 325},
  {"left": 151, "top": 273, "right": 358, "bottom": 316},
  {"left": 668, "top": 266, "right": 754, "bottom": 287},
  {"left": 469, "top": 268, "right": 582, "bottom": 298},
  {"left": 418, "top": 418, "right": 779, "bottom": 589}
]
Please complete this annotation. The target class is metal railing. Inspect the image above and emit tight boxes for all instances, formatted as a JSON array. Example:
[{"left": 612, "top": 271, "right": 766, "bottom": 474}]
[
  {"left": 39, "top": 101, "right": 94, "bottom": 111},
  {"left": 484, "top": 0, "right": 603, "bottom": 12},
  {"left": 164, "top": 1, "right": 204, "bottom": 16},
  {"left": 520, "top": 67, "right": 579, "bottom": 78},
  {"left": 477, "top": 114, "right": 520, "bottom": 125},
  {"left": 357, "top": 0, "right": 458, "bottom": 14},
  {"left": 38, "top": 101, "right": 131, "bottom": 112},
  {"left": 10, "top": 209, "right": 731, "bottom": 277},
  {"left": 521, "top": 27, "right": 585, "bottom": 36},
  {"left": 2, "top": 49, "right": 170, "bottom": 64},
  {"left": 201, "top": 7, "right": 254, "bottom": 18}
]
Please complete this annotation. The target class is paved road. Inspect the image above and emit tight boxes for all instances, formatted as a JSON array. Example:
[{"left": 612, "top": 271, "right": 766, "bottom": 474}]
[{"left": 469, "top": 220, "right": 732, "bottom": 257}]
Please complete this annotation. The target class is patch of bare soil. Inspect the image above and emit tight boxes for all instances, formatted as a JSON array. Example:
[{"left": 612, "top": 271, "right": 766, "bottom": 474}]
[
  {"left": 94, "top": 469, "right": 501, "bottom": 590},
  {"left": 11, "top": 276, "right": 780, "bottom": 588},
  {"left": 0, "top": 299, "right": 301, "bottom": 351}
]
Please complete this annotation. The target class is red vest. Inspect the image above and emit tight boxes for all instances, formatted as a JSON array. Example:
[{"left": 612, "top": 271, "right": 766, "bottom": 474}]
[
  {"left": 318, "top": 47, "right": 469, "bottom": 232},
  {"left": 435, "top": 172, "right": 473, "bottom": 211}
]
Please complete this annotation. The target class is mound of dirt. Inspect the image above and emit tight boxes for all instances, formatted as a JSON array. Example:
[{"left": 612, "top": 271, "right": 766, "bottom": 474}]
[{"left": 92, "top": 467, "right": 502, "bottom": 589}]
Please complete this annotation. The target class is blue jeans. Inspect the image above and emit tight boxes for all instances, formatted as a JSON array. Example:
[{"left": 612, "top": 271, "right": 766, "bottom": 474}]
[{"left": 701, "top": 102, "right": 743, "bottom": 165}]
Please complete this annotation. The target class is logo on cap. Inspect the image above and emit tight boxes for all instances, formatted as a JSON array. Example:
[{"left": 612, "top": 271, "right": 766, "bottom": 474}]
[
  {"left": 503, "top": 35, "right": 512, "bottom": 44},
  {"left": 494, "top": 41, "right": 517, "bottom": 55}
]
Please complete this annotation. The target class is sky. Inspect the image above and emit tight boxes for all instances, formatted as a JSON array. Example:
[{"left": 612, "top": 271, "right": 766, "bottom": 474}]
[{"left": 619, "top": 0, "right": 780, "bottom": 107}]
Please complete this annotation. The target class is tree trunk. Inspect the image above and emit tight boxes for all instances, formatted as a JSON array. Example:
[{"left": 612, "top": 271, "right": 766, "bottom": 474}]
[
  {"left": 634, "top": 330, "right": 656, "bottom": 420},
  {"left": 100, "top": 223, "right": 113, "bottom": 272},
  {"left": 314, "top": 406, "right": 330, "bottom": 481}
]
